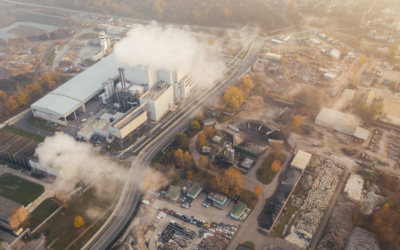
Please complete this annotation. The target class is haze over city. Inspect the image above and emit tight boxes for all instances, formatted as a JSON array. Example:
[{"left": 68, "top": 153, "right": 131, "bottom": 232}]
[{"left": 0, "top": 0, "right": 400, "bottom": 250}]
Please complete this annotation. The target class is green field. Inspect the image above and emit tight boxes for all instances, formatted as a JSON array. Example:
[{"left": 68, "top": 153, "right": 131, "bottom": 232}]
[
  {"left": 256, "top": 152, "right": 286, "bottom": 185},
  {"left": 243, "top": 241, "right": 256, "bottom": 249},
  {"left": 272, "top": 203, "right": 298, "bottom": 237},
  {"left": 1, "top": 126, "right": 45, "bottom": 142},
  {"left": 0, "top": 160, "right": 22, "bottom": 171},
  {"left": 0, "top": 174, "right": 44, "bottom": 206},
  {"left": 28, "top": 198, "right": 60, "bottom": 229}
]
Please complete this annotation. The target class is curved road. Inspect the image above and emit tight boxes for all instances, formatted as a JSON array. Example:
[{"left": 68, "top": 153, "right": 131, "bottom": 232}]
[{"left": 84, "top": 38, "right": 263, "bottom": 249}]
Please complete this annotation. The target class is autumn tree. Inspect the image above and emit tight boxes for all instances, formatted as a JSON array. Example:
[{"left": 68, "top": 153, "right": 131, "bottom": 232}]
[
  {"left": 208, "top": 39, "right": 215, "bottom": 45},
  {"left": 271, "top": 160, "right": 282, "bottom": 173},
  {"left": 15, "top": 85, "right": 30, "bottom": 106},
  {"left": 196, "top": 132, "right": 206, "bottom": 149},
  {"left": 293, "top": 115, "right": 302, "bottom": 128},
  {"left": 190, "top": 120, "right": 201, "bottom": 131},
  {"left": 187, "top": 170, "right": 193, "bottom": 180},
  {"left": 196, "top": 112, "right": 204, "bottom": 121},
  {"left": 174, "top": 149, "right": 184, "bottom": 168},
  {"left": 354, "top": 78, "right": 360, "bottom": 85},
  {"left": 9, "top": 207, "right": 30, "bottom": 229},
  {"left": 41, "top": 72, "right": 56, "bottom": 90},
  {"left": 174, "top": 132, "right": 187, "bottom": 147},
  {"left": 223, "top": 168, "right": 244, "bottom": 196},
  {"left": 254, "top": 185, "right": 262, "bottom": 197},
  {"left": 183, "top": 151, "right": 193, "bottom": 169},
  {"left": 252, "top": 74, "right": 263, "bottom": 88},
  {"left": 223, "top": 85, "right": 244, "bottom": 112},
  {"left": 198, "top": 155, "right": 208, "bottom": 168},
  {"left": 0, "top": 90, "right": 7, "bottom": 102},
  {"left": 4, "top": 96, "right": 19, "bottom": 113},
  {"left": 238, "top": 78, "right": 254, "bottom": 96},
  {"left": 222, "top": 7, "right": 232, "bottom": 19},
  {"left": 153, "top": 0, "right": 167, "bottom": 16},
  {"left": 270, "top": 142, "right": 284, "bottom": 154},
  {"left": 74, "top": 216, "right": 85, "bottom": 228},
  {"left": 372, "top": 208, "right": 400, "bottom": 242},
  {"left": 204, "top": 126, "right": 215, "bottom": 139}
]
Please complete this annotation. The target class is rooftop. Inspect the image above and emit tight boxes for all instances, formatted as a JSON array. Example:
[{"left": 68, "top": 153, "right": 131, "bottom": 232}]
[
  {"left": 140, "top": 82, "right": 170, "bottom": 101},
  {"left": 166, "top": 185, "right": 181, "bottom": 200},
  {"left": 336, "top": 89, "right": 356, "bottom": 109},
  {"left": 315, "top": 107, "right": 361, "bottom": 134},
  {"left": 78, "top": 120, "right": 98, "bottom": 136},
  {"left": 353, "top": 127, "right": 370, "bottom": 140},
  {"left": 231, "top": 201, "right": 247, "bottom": 217},
  {"left": 363, "top": 74, "right": 374, "bottom": 83},
  {"left": 187, "top": 184, "right": 202, "bottom": 197},
  {"left": 208, "top": 192, "right": 227, "bottom": 204},
  {"left": 362, "top": 90, "right": 375, "bottom": 107},
  {"left": 0, "top": 196, "right": 22, "bottom": 220},
  {"left": 110, "top": 104, "right": 146, "bottom": 130},
  {"left": 291, "top": 150, "right": 312, "bottom": 170}
]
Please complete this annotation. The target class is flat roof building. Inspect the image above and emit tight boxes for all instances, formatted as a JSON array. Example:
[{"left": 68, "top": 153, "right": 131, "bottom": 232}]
[
  {"left": 140, "top": 82, "right": 173, "bottom": 121},
  {"left": 108, "top": 103, "right": 147, "bottom": 139},
  {"left": 187, "top": 184, "right": 202, "bottom": 199},
  {"left": 203, "top": 118, "right": 215, "bottom": 127},
  {"left": 208, "top": 192, "right": 227, "bottom": 205},
  {"left": 291, "top": 150, "right": 312, "bottom": 171},
  {"left": 315, "top": 107, "right": 369, "bottom": 139},
  {"left": 0, "top": 196, "right": 27, "bottom": 232},
  {"left": 266, "top": 53, "right": 282, "bottom": 61},
  {"left": 361, "top": 74, "right": 374, "bottom": 86},
  {"left": 230, "top": 201, "right": 247, "bottom": 219},
  {"left": 166, "top": 185, "right": 181, "bottom": 201}
]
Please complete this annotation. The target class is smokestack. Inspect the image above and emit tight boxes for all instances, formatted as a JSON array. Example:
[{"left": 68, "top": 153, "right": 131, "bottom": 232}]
[{"left": 118, "top": 67, "right": 126, "bottom": 90}]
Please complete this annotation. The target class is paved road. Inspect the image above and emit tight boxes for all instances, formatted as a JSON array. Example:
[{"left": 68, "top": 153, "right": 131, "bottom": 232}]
[{"left": 13, "top": 111, "right": 54, "bottom": 137}]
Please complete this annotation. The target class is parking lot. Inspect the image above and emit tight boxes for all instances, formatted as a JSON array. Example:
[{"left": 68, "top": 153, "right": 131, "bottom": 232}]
[{"left": 152, "top": 192, "right": 243, "bottom": 226}]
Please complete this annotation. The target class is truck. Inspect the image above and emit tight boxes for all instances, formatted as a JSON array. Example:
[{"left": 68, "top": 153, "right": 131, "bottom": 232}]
[
  {"left": 142, "top": 200, "right": 150, "bottom": 205},
  {"left": 79, "top": 62, "right": 87, "bottom": 67}
]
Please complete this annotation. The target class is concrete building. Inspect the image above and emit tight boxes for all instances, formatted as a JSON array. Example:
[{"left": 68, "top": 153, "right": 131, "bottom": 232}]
[
  {"left": 291, "top": 150, "right": 312, "bottom": 171},
  {"left": 98, "top": 24, "right": 129, "bottom": 35},
  {"left": 329, "top": 49, "right": 341, "bottom": 59},
  {"left": 203, "top": 118, "right": 215, "bottom": 127},
  {"left": 140, "top": 82, "right": 173, "bottom": 121},
  {"left": 208, "top": 192, "right": 227, "bottom": 205},
  {"left": 230, "top": 202, "right": 247, "bottom": 219},
  {"left": 315, "top": 108, "right": 369, "bottom": 139},
  {"left": 266, "top": 53, "right": 282, "bottom": 61},
  {"left": 361, "top": 74, "right": 374, "bottom": 87},
  {"left": 29, "top": 159, "right": 74, "bottom": 179},
  {"left": 166, "top": 185, "right": 181, "bottom": 201},
  {"left": 253, "top": 60, "right": 264, "bottom": 72},
  {"left": 0, "top": 196, "right": 28, "bottom": 233},
  {"left": 187, "top": 184, "right": 202, "bottom": 199},
  {"left": 108, "top": 103, "right": 147, "bottom": 139},
  {"left": 324, "top": 71, "right": 338, "bottom": 81}
]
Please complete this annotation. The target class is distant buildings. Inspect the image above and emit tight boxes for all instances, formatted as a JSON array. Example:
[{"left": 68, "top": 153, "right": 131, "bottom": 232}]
[
  {"left": 361, "top": 74, "right": 374, "bottom": 87},
  {"left": 166, "top": 185, "right": 181, "bottom": 201}
]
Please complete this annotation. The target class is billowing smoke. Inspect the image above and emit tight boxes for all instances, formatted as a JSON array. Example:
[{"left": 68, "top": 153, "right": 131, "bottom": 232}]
[
  {"left": 35, "top": 133, "right": 127, "bottom": 200},
  {"left": 114, "top": 22, "right": 226, "bottom": 88}
]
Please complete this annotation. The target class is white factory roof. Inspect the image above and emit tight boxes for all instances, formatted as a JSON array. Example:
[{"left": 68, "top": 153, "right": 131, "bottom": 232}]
[
  {"left": 32, "top": 53, "right": 135, "bottom": 117},
  {"left": 353, "top": 127, "right": 370, "bottom": 140},
  {"left": 129, "top": 85, "right": 144, "bottom": 92},
  {"left": 291, "top": 150, "right": 312, "bottom": 171},
  {"left": 315, "top": 107, "right": 361, "bottom": 133}
]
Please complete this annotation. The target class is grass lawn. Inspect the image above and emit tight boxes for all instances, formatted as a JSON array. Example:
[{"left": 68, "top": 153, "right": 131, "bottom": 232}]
[
  {"left": 31, "top": 186, "right": 117, "bottom": 250},
  {"left": 2, "top": 126, "right": 45, "bottom": 142},
  {"left": 27, "top": 115, "right": 57, "bottom": 133},
  {"left": 256, "top": 152, "right": 286, "bottom": 185},
  {"left": 0, "top": 160, "right": 22, "bottom": 171},
  {"left": 0, "top": 174, "right": 44, "bottom": 206},
  {"left": 77, "top": 33, "right": 98, "bottom": 39},
  {"left": 272, "top": 203, "right": 298, "bottom": 237},
  {"left": 28, "top": 198, "right": 60, "bottom": 229},
  {"left": 243, "top": 241, "right": 255, "bottom": 249}
]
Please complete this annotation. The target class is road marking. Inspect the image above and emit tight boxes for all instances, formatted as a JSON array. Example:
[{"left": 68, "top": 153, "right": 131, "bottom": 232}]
[{"left": 35, "top": 240, "right": 44, "bottom": 250}]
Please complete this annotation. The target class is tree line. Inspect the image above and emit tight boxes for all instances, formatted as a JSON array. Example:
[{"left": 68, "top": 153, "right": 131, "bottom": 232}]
[{"left": 0, "top": 71, "right": 63, "bottom": 121}]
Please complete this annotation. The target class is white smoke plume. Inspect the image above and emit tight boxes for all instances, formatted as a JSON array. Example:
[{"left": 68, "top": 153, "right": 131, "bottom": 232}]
[
  {"left": 35, "top": 132, "right": 127, "bottom": 198},
  {"left": 114, "top": 22, "right": 227, "bottom": 88}
]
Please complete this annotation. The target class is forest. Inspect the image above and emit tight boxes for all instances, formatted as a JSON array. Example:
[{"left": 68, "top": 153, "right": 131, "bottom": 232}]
[{"left": 18, "top": 0, "right": 299, "bottom": 31}]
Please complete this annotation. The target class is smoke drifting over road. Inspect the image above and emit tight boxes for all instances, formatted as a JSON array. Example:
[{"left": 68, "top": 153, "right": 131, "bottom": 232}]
[{"left": 114, "top": 22, "right": 226, "bottom": 88}]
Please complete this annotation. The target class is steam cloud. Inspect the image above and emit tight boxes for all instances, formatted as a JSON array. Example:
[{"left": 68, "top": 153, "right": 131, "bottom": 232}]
[{"left": 114, "top": 22, "right": 227, "bottom": 88}]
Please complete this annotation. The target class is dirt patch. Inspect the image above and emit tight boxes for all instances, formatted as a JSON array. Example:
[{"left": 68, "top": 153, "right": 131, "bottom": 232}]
[
  {"left": 341, "top": 148, "right": 358, "bottom": 156},
  {"left": 8, "top": 25, "right": 46, "bottom": 37},
  {"left": 31, "top": 44, "right": 47, "bottom": 53}
]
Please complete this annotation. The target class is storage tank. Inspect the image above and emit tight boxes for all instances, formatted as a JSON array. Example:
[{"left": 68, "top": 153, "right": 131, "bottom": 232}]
[
  {"left": 227, "top": 148, "right": 235, "bottom": 160},
  {"left": 100, "top": 93, "right": 107, "bottom": 104}
]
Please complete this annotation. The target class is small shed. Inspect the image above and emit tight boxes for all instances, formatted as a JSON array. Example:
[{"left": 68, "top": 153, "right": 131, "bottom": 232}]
[
  {"left": 353, "top": 127, "right": 370, "bottom": 141},
  {"left": 230, "top": 202, "right": 247, "bottom": 219},
  {"left": 208, "top": 192, "right": 227, "bottom": 205},
  {"left": 203, "top": 118, "right": 215, "bottom": 127},
  {"left": 291, "top": 150, "right": 312, "bottom": 171},
  {"left": 166, "top": 185, "right": 181, "bottom": 201},
  {"left": 361, "top": 74, "right": 374, "bottom": 87},
  {"left": 187, "top": 184, "right": 203, "bottom": 199},
  {"left": 212, "top": 136, "right": 222, "bottom": 143}
]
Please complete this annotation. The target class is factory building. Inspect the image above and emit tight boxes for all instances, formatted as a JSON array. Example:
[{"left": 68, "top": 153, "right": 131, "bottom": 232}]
[
  {"left": 108, "top": 103, "right": 148, "bottom": 139},
  {"left": 98, "top": 24, "right": 129, "bottom": 35},
  {"left": 0, "top": 197, "right": 28, "bottom": 233},
  {"left": 266, "top": 53, "right": 282, "bottom": 61},
  {"left": 140, "top": 82, "right": 173, "bottom": 121}
]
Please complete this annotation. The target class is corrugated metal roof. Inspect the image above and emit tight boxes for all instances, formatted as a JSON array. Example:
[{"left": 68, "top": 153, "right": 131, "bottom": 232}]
[
  {"left": 31, "top": 94, "right": 81, "bottom": 117},
  {"left": 315, "top": 107, "right": 361, "bottom": 133}
]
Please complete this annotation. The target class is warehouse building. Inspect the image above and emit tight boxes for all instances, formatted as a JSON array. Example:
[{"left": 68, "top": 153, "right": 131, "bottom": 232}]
[
  {"left": 336, "top": 89, "right": 356, "bottom": 109},
  {"left": 187, "top": 184, "right": 203, "bottom": 199},
  {"left": 230, "top": 202, "right": 247, "bottom": 219},
  {"left": 166, "top": 185, "right": 181, "bottom": 201},
  {"left": 315, "top": 107, "right": 369, "bottom": 139},
  {"left": 31, "top": 52, "right": 198, "bottom": 126}
]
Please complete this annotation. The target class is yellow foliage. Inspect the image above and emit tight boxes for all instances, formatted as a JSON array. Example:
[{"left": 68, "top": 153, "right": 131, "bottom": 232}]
[
  {"left": 383, "top": 203, "right": 390, "bottom": 209},
  {"left": 271, "top": 160, "right": 282, "bottom": 173},
  {"left": 293, "top": 115, "right": 302, "bottom": 128},
  {"left": 74, "top": 216, "right": 85, "bottom": 228},
  {"left": 254, "top": 185, "right": 262, "bottom": 197},
  {"left": 223, "top": 85, "right": 244, "bottom": 112}
]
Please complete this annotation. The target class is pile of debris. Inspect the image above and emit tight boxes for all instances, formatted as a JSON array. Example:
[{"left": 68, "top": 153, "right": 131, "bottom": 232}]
[
  {"left": 317, "top": 194, "right": 360, "bottom": 250},
  {"left": 343, "top": 227, "right": 380, "bottom": 250},
  {"left": 293, "top": 157, "right": 344, "bottom": 239},
  {"left": 197, "top": 233, "right": 229, "bottom": 250},
  {"left": 158, "top": 221, "right": 196, "bottom": 250},
  {"left": 341, "top": 148, "right": 358, "bottom": 156}
]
